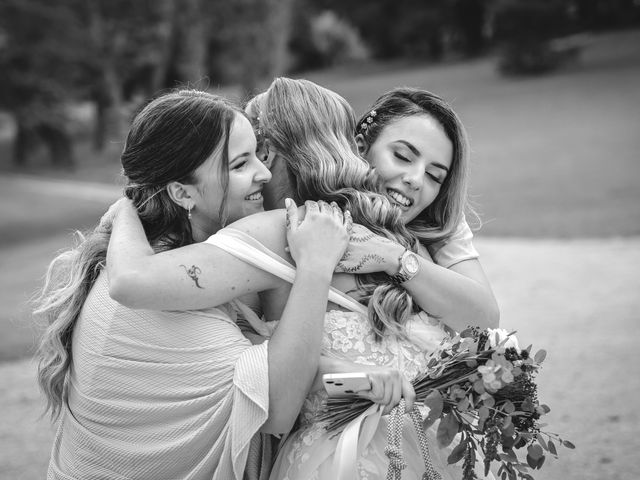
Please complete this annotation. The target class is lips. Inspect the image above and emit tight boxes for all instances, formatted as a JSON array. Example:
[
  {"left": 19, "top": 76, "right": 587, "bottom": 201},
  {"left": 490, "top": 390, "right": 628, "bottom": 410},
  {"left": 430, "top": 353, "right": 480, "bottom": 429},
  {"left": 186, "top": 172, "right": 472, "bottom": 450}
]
[
  {"left": 245, "top": 190, "right": 263, "bottom": 201},
  {"left": 386, "top": 188, "right": 413, "bottom": 208}
]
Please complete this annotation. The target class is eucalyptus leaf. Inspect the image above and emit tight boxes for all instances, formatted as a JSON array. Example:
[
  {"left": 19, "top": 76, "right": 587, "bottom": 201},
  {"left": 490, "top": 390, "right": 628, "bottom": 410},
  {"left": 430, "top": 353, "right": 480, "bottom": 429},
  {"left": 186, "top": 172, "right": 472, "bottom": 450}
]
[
  {"left": 562, "top": 440, "right": 576, "bottom": 449},
  {"left": 548, "top": 439, "right": 557, "bottom": 456},
  {"left": 537, "top": 435, "right": 548, "bottom": 451},
  {"left": 534, "top": 349, "right": 547, "bottom": 363},
  {"left": 447, "top": 440, "right": 467, "bottom": 465},
  {"left": 437, "top": 412, "right": 459, "bottom": 448},
  {"left": 527, "top": 444, "right": 543, "bottom": 460}
]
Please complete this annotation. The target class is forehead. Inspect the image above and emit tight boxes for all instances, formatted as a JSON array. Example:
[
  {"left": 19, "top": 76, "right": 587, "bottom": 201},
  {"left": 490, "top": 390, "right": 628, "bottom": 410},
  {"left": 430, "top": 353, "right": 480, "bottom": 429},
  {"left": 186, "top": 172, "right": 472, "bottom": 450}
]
[
  {"left": 380, "top": 115, "right": 452, "bottom": 165},
  {"left": 380, "top": 115, "right": 444, "bottom": 142},
  {"left": 228, "top": 114, "right": 256, "bottom": 152}
]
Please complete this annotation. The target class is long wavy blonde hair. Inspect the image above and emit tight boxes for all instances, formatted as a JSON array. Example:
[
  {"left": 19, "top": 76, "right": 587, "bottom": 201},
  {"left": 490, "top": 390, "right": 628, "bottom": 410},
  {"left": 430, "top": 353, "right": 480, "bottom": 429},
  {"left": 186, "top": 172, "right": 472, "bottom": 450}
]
[
  {"left": 33, "top": 90, "right": 242, "bottom": 420},
  {"left": 251, "top": 77, "right": 422, "bottom": 339}
]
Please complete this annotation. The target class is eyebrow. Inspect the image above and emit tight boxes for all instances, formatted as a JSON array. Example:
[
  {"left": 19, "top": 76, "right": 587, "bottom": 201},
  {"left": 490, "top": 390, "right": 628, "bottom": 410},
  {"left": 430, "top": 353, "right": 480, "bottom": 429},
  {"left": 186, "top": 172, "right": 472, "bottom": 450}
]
[
  {"left": 396, "top": 140, "right": 450, "bottom": 172},
  {"left": 230, "top": 151, "right": 251, "bottom": 164}
]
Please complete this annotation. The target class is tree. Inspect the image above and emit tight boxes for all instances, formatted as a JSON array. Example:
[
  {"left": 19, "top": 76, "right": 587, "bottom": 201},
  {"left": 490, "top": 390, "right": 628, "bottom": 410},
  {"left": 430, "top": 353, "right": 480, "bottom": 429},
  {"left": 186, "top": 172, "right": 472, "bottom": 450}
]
[{"left": 0, "top": 0, "right": 89, "bottom": 167}]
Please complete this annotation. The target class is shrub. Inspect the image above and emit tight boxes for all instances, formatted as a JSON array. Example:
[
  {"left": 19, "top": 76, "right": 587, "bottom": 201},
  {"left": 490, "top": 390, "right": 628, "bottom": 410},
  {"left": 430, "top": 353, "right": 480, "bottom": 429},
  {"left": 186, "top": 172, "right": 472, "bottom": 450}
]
[{"left": 492, "top": 0, "right": 571, "bottom": 74}]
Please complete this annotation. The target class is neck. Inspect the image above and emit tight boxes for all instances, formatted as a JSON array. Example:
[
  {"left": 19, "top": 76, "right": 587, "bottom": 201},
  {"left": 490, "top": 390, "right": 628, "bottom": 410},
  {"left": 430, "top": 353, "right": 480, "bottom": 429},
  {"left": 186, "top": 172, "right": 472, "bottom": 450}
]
[{"left": 190, "top": 218, "right": 220, "bottom": 243}]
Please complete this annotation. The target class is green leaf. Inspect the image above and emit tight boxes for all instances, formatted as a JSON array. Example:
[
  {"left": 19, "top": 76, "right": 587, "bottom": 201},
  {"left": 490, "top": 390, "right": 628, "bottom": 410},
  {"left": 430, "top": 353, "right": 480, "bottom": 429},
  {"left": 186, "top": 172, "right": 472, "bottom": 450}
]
[
  {"left": 457, "top": 397, "right": 470, "bottom": 412},
  {"left": 478, "top": 406, "right": 490, "bottom": 420},
  {"left": 473, "top": 379, "right": 486, "bottom": 394},
  {"left": 526, "top": 454, "right": 537, "bottom": 469},
  {"left": 562, "top": 440, "right": 576, "bottom": 449},
  {"left": 483, "top": 396, "right": 495, "bottom": 408},
  {"left": 548, "top": 440, "right": 557, "bottom": 456},
  {"left": 424, "top": 390, "right": 444, "bottom": 421},
  {"left": 502, "top": 448, "right": 518, "bottom": 463},
  {"left": 534, "top": 349, "right": 547, "bottom": 363},
  {"left": 537, "top": 435, "right": 548, "bottom": 451},
  {"left": 437, "top": 412, "right": 459, "bottom": 448},
  {"left": 536, "top": 455, "right": 546, "bottom": 469},
  {"left": 527, "top": 444, "right": 543, "bottom": 460},
  {"left": 447, "top": 440, "right": 467, "bottom": 465},
  {"left": 503, "top": 400, "right": 515, "bottom": 414}
]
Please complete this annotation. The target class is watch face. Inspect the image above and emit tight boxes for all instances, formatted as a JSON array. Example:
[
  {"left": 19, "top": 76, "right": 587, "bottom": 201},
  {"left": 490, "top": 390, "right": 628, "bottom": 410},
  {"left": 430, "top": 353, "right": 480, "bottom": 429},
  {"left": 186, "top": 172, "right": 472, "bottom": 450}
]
[{"left": 404, "top": 252, "right": 420, "bottom": 274}]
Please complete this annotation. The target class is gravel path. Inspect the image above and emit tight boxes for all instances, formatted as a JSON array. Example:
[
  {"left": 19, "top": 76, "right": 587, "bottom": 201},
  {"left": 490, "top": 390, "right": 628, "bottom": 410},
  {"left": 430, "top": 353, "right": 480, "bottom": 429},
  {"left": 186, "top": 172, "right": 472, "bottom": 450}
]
[{"left": 1, "top": 236, "right": 639, "bottom": 479}]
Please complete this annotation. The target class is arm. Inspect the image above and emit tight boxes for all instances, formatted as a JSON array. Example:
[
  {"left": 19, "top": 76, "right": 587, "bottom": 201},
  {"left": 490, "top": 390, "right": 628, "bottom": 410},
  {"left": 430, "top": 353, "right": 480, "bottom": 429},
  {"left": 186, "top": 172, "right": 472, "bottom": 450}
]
[
  {"left": 107, "top": 200, "right": 291, "bottom": 310},
  {"left": 337, "top": 224, "right": 499, "bottom": 332},
  {"left": 109, "top": 198, "right": 351, "bottom": 433}
]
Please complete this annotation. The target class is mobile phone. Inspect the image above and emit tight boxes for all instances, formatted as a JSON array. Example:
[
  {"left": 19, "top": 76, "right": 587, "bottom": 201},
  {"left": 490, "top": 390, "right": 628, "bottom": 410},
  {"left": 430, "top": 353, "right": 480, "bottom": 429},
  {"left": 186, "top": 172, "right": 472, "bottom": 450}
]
[{"left": 322, "top": 372, "right": 371, "bottom": 398}]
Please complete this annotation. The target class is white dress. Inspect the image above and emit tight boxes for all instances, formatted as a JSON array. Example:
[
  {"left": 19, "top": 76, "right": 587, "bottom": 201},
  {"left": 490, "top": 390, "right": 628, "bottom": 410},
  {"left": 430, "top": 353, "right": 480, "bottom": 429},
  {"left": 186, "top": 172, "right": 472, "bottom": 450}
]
[{"left": 207, "top": 228, "right": 493, "bottom": 480}]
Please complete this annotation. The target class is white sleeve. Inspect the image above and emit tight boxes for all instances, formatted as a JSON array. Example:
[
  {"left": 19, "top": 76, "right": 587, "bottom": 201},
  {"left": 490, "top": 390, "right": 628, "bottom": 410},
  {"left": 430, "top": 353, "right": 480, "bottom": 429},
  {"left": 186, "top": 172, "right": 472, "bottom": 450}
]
[{"left": 427, "top": 215, "right": 479, "bottom": 268}]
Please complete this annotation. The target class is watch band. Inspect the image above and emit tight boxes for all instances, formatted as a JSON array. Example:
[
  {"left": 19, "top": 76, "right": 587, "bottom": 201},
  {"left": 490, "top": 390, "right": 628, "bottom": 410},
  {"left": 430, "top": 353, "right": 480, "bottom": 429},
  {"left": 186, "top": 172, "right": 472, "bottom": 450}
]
[{"left": 389, "top": 249, "right": 419, "bottom": 284}]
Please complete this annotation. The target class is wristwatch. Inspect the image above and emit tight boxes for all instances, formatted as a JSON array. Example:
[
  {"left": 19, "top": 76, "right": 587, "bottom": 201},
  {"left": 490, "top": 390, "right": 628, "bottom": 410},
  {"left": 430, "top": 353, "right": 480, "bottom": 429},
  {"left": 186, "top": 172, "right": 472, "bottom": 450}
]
[{"left": 389, "top": 249, "right": 420, "bottom": 284}]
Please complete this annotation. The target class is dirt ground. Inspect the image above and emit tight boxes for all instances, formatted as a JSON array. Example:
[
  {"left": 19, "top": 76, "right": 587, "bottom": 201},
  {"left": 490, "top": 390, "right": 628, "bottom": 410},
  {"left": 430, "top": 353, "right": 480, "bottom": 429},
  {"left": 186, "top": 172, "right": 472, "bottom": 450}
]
[{"left": 1, "top": 235, "right": 638, "bottom": 479}]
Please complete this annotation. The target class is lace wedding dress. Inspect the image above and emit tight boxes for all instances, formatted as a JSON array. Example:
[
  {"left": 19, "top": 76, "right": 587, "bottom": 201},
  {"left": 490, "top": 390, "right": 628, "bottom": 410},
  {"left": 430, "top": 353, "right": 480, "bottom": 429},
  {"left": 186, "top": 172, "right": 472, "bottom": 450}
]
[{"left": 207, "top": 228, "right": 494, "bottom": 480}]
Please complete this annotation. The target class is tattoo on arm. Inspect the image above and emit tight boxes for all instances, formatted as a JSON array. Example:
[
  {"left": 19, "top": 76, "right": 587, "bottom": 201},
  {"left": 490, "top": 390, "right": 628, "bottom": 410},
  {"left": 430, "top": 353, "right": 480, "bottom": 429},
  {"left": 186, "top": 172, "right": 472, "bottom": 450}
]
[
  {"left": 180, "top": 264, "right": 204, "bottom": 289},
  {"left": 337, "top": 254, "right": 385, "bottom": 273}
]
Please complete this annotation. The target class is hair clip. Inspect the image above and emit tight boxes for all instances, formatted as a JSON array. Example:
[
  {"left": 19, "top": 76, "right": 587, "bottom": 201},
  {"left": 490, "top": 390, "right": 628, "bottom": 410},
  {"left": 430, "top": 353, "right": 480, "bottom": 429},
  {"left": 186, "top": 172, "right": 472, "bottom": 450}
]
[{"left": 359, "top": 109, "right": 377, "bottom": 132}]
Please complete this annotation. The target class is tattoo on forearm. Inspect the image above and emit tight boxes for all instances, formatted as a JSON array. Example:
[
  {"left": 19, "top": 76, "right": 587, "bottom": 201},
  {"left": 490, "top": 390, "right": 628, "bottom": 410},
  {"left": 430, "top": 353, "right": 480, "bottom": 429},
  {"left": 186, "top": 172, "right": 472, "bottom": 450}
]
[
  {"left": 180, "top": 264, "right": 204, "bottom": 289},
  {"left": 337, "top": 254, "right": 385, "bottom": 273},
  {"left": 349, "top": 231, "right": 376, "bottom": 243}
]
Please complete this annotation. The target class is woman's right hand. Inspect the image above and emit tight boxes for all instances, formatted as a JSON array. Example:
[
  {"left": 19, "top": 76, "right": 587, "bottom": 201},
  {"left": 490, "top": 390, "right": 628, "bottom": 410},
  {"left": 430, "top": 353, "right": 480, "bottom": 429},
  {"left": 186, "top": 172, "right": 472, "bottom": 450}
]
[
  {"left": 285, "top": 198, "right": 351, "bottom": 276},
  {"left": 98, "top": 197, "right": 135, "bottom": 233},
  {"left": 357, "top": 366, "right": 415, "bottom": 415}
]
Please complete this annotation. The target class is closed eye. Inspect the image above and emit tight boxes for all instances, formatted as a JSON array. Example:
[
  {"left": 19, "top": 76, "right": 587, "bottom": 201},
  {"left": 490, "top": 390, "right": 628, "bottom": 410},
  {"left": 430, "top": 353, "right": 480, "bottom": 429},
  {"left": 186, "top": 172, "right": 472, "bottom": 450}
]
[
  {"left": 427, "top": 172, "right": 444, "bottom": 184},
  {"left": 394, "top": 152, "right": 410, "bottom": 162},
  {"left": 231, "top": 160, "right": 248, "bottom": 170}
]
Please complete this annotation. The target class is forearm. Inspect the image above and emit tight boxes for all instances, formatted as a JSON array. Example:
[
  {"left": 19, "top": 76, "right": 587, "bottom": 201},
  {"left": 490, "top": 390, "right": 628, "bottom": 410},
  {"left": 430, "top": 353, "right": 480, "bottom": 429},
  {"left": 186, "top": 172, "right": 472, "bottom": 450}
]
[
  {"left": 381, "top": 243, "right": 499, "bottom": 331},
  {"left": 106, "top": 205, "right": 278, "bottom": 310},
  {"left": 403, "top": 258, "right": 499, "bottom": 331},
  {"left": 263, "top": 267, "right": 333, "bottom": 433}
]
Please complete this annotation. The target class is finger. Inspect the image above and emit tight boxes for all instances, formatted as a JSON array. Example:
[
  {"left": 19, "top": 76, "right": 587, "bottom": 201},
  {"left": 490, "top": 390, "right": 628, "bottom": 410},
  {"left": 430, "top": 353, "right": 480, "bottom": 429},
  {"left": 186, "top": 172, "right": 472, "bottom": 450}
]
[
  {"left": 344, "top": 210, "right": 353, "bottom": 233},
  {"left": 367, "top": 376, "right": 384, "bottom": 403},
  {"left": 305, "top": 200, "right": 319, "bottom": 216},
  {"left": 330, "top": 201, "right": 343, "bottom": 222},
  {"left": 318, "top": 200, "right": 331, "bottom": 213},
  {"left": 285, "top": 198, "right": 298, "bottom": 231},
  {"left": 390, "top": 376, "right": 402, "bottom": 412},
  {"left": 402, "top": 377, "right": 416, "bottom": 412}
]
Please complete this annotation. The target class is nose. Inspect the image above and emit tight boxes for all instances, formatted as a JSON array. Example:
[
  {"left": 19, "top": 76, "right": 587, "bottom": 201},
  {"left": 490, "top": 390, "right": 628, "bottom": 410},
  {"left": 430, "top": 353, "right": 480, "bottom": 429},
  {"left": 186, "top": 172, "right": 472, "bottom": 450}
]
[
  {"left": 254, "top": 156, "right": 272, "bottom": 184},
  {"left": 402, "top": 165, "right": 423, "bottom": 190}
]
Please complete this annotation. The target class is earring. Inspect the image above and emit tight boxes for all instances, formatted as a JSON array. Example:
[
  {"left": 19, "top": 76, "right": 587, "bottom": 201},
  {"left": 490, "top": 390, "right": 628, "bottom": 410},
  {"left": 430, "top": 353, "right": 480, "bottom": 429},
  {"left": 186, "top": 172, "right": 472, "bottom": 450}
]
[{"left": 187, "top": 205, "right": 193, "bottom": 220}]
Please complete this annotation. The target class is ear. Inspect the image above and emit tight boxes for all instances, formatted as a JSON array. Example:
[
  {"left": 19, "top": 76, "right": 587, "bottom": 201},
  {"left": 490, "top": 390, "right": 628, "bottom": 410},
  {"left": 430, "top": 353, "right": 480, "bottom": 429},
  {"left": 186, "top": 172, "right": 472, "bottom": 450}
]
[
  {"left": 354, "top": 133, "right": 369, "bottom": 157},
  {"left": 166, "top": 181, "right": 196, "bottom": 210}
]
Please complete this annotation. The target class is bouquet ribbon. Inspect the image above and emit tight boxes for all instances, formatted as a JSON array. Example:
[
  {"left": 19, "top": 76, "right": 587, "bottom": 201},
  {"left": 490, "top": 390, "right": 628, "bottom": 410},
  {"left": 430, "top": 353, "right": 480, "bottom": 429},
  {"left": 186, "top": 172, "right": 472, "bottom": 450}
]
[{"left": 332, "top": 402, "right": 384, "bottom": 480}]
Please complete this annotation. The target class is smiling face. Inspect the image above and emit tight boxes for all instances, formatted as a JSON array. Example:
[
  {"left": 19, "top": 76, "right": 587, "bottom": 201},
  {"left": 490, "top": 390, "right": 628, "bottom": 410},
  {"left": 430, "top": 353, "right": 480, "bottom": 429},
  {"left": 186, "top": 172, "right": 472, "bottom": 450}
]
[
  {"left": 363, "top": 115, "right": 453, "bottom": 223},
  {"left": 190, "top": 113, "right": 272, "bottom": 236}
]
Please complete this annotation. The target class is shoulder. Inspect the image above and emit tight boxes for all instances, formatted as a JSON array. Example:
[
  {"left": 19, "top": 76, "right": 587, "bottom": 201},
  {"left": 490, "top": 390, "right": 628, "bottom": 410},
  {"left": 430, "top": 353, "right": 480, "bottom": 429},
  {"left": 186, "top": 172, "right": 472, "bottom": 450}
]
[{"left": 224, "top": 207, "right": 304, "bottom": 258}]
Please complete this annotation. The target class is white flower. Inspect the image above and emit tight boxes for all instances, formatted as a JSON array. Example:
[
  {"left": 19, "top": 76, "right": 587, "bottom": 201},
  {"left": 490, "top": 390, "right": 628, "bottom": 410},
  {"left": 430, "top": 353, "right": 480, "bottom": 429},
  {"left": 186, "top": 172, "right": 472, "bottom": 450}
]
[{"left": 487, "top": 328, "right": 520, "bottom": 350}]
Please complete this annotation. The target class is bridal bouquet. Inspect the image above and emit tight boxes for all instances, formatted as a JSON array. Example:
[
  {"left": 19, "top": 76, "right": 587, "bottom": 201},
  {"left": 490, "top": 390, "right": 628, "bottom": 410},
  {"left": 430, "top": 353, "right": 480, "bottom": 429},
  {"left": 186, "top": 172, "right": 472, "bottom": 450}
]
[{"left": 317, "top": 327, "right": 574, "bottom": 480}]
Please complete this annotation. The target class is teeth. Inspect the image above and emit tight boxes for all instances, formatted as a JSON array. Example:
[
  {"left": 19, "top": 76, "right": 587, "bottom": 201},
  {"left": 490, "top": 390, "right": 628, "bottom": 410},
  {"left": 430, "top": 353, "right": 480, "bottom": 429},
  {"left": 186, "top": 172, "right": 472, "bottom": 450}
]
[
  {"left": 245, "top": 192, "right": 262, "bottom": 201},
  {"left": 387, "top": 189, "right": 412, "bottom": 207}
]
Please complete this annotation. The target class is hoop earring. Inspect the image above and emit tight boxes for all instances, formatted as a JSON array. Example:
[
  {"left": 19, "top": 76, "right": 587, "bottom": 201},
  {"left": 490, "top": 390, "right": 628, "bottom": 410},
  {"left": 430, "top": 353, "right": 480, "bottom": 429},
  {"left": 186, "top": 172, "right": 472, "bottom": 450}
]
[{"left": 187, "top": 205, "right": 193, "bottom": 220}]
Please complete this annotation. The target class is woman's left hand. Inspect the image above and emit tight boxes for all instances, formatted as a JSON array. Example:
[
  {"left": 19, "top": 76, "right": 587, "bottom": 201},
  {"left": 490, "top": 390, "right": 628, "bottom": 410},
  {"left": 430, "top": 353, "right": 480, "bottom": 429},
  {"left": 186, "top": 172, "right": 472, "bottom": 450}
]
[
  {"left": 356, "top": 367, "right": 415, "bottom": 414},
  {"left": 335, "top": 224, "right": 405, "bottom": 276}
]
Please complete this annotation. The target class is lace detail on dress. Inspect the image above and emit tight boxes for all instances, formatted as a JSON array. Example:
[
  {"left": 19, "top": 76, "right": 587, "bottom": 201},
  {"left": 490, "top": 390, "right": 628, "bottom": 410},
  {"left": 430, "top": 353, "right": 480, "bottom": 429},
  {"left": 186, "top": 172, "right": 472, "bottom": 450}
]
[{"left": 275, "top": 309, "right": 450, "bottom": 480}]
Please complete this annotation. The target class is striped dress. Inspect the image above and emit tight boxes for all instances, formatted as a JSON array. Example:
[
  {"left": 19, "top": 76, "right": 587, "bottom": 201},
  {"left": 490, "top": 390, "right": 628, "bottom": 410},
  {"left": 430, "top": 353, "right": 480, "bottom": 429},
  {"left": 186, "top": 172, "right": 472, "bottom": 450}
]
[{"left": 47, "top": 272, "right": 269, "bottom": 480}]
